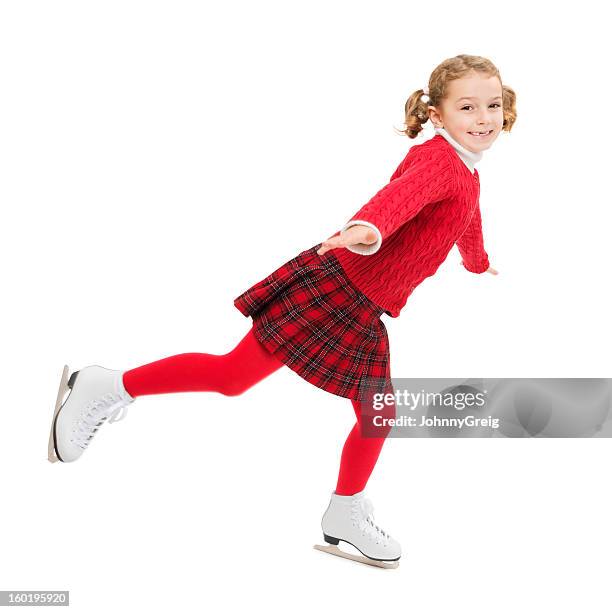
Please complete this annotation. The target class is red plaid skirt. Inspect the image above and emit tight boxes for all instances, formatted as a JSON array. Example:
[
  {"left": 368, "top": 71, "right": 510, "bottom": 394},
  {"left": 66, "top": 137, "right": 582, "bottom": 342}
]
[{"left": 233, "top": 243, "right": 393, "bottom": 401}]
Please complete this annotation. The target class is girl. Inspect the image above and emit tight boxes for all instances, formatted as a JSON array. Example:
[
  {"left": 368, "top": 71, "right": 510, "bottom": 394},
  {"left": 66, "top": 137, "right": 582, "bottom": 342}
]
[{"left": 48, "top": 54, "right": 516, "bottom": 569}]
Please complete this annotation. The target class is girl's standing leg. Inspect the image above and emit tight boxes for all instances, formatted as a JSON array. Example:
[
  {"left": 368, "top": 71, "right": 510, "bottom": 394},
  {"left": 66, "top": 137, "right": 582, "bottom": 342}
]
[
  {"left": 122, "top": 326, "right": 284, "bottom": 398},
  {"left": 334, "top": 397, "right": 394, "bottom": 495}
]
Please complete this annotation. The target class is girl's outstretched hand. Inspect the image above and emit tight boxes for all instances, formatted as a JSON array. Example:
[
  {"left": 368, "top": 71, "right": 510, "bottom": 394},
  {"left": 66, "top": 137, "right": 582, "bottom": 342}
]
[{"left": 317, "top": 225, "right": 378, "bottom": 256}]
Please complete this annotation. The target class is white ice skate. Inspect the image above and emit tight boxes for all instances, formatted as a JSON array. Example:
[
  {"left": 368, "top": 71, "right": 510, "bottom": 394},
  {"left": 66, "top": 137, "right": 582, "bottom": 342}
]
[
  {"left": 314, "top": 490, "right": 401, "bottom": 569},
  {"left": 48, "top": 365, "right": 134, "bottom": 463}
]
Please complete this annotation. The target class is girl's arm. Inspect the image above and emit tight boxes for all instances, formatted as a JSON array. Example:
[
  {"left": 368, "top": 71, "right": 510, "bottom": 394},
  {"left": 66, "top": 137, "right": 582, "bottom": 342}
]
[
  {"left": 455, "top": 201, "right": 491, "bottom": 273},
  {"left": 338, "top": 147, "right": 456, "bottom": 255}
]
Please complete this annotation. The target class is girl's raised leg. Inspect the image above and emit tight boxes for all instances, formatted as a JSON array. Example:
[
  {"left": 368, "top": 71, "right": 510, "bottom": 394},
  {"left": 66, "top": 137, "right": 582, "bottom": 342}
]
[
  {"left": 122, "top": 326, "right": 284, "bottom": 398},
  {"left": 49, "top": 326, "right": 283, "bottom": 463}
]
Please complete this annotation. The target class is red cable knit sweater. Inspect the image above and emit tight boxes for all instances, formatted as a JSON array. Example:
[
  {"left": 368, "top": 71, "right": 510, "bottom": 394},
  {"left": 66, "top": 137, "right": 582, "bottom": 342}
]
[{"left": 332, "top": 133, "right": 490, "bottom": 317}]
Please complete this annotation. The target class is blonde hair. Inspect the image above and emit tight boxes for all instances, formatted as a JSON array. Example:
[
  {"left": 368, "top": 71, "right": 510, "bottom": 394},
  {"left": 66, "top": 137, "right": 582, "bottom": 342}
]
[{"left": 395, "top": 54, "right": 517, "bottom": 139}]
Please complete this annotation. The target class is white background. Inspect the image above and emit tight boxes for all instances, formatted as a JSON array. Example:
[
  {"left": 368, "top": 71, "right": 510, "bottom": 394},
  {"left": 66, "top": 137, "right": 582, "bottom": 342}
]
[{"left": 1, "top": 1, "right": 611, "bottom": 610}]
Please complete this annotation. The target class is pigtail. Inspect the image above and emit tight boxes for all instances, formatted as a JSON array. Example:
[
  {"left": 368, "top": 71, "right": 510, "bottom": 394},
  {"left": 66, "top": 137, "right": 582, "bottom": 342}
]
[
  {"left": 501, "top": 84, "right": 517, "bottom": 132},
  {"left": 393, "top": 89, "right": 431, "bottom": 139}
]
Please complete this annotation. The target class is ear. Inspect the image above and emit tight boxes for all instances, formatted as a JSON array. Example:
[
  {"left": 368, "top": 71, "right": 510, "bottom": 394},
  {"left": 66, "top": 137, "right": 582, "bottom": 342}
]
[{"left": 427, "top": 105, "right": 442, "bottom": 127}]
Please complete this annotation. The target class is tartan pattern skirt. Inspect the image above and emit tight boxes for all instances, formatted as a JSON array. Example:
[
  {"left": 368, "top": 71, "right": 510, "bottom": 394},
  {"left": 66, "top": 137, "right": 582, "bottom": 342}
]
[{"left": 233, "top": 243, "right": 393, "bottom": 401}]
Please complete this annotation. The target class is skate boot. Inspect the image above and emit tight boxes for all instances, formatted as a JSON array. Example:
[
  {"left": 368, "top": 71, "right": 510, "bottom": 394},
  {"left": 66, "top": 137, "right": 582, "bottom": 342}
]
[
  {"left": 314, "top": 490, "right": 401, "bottom": 569},
  {"left": 48, "top": 365, "right": 134, "bottom": 463}
]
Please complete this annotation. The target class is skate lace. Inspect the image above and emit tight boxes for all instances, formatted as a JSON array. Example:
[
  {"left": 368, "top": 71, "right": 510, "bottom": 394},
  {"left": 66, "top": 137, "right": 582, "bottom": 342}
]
[
  {"left": 351, "top": 498, "right": 391, "bottom": 543},
  {"left": 71, "top": 393, "right": 130, "bottom": 449}
]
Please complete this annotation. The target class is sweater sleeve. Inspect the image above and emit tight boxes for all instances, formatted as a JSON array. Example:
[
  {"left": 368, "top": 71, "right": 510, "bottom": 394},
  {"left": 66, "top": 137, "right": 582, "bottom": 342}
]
[
  {"left": 340, "top": 146, "right": 456, "bottom": 255},
  {"left": 455, "top": 200, "right": 490, "bottom": 273}
]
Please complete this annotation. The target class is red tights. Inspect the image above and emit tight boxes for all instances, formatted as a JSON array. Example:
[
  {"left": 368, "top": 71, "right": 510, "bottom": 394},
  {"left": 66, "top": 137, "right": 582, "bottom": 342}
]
[{"left": 122, "top": 327, "right": 390, "bottom": 495}]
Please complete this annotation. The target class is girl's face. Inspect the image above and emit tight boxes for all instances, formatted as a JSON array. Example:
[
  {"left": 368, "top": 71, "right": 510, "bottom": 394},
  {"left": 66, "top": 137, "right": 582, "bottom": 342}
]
[{"left": 428, "top": 73, "right": 504, "bottom": 154}]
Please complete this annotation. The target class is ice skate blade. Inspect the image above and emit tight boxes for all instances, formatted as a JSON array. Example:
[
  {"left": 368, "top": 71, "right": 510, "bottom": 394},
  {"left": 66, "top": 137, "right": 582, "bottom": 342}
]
[
  {"left": 48, "top": 365, "right": 70, "bottom": 463},
  {"left": 313, "top": 544, "right": 399, "bottom": 569}
]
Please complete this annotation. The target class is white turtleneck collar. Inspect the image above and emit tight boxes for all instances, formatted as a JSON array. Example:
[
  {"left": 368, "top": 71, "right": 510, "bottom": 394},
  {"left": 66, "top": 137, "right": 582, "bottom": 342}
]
[{"left": 433, "top": 126, "right": 483, "bottom": 175}]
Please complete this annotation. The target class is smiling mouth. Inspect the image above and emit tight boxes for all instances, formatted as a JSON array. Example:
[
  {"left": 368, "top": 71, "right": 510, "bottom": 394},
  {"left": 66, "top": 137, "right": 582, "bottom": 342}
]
[{"left": 468, "top": 130, "right": 493, "bottom": 138}]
